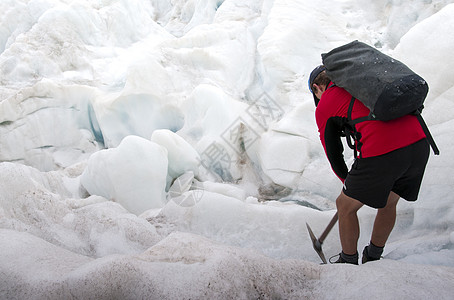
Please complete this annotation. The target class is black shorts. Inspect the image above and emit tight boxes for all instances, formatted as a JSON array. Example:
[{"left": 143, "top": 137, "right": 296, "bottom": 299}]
[{"left": 343, "top": 139, "right": 430, "bottom": 208}]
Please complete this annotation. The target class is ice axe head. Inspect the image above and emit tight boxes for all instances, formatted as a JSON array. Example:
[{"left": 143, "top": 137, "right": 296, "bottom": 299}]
[{"left": 306, "top": 222, "right": 327, "bottom": 264}]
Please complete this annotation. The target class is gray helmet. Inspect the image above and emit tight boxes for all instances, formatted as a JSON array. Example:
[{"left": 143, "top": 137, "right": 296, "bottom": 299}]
[{"left": 308, "top": 65, "right": 326, "bottom": 106}]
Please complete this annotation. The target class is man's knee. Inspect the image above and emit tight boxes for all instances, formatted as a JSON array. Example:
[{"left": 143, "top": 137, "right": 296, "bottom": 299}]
[
  {"left": 336, "top": 191, "right": 363, "bottom": 214},
  {"left": 387, "top": 192, "right": 400, "bottom": 206},
  {"left": 379, "top": 192, "right": 400, "bottom": 212}
]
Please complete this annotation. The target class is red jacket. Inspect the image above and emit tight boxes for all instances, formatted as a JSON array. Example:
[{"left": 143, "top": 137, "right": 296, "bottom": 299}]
[{"left": 315, "top": 83, "right": 426, "bottom": 181}]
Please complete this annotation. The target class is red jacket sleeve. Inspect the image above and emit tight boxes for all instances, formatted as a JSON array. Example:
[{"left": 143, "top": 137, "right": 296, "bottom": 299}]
[{"left": 316, "top": 108, "right": 349, "bottom": 182}]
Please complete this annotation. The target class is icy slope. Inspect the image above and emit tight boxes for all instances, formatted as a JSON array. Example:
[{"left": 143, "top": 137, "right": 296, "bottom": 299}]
[{"left": 1, "top": 0, "right": 454, "bottom": 299}]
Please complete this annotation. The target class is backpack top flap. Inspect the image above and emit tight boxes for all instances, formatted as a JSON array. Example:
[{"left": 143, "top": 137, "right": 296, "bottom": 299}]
[{"left": 321, "top": 40, "right": 428, "bottom": 121}]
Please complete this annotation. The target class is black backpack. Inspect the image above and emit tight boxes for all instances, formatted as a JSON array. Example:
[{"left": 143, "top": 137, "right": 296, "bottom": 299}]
[{"left": 321, "top": 40, "right": 439, "bottom": 155}]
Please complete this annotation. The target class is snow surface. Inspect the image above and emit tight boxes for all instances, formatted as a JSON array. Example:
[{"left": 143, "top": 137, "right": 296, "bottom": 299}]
[{"left": 1, "top": 0, "right": 454, "bottom": 299}]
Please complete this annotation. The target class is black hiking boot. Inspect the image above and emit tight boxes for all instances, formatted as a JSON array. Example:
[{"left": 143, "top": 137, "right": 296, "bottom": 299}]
[
  {"left": 329, "top": 251, "right": 358, "bottom": 265},
  {"left": 362, "top": 246, "right": 381, "bottom": 264}
]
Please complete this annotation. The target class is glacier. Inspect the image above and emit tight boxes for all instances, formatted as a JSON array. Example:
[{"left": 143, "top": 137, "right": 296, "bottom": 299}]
[{"left": 1, "top": 0, "right": 454, "bottom": 299}]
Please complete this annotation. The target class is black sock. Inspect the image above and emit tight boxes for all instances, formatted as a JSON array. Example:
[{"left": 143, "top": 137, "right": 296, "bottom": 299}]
[
  {"left": 367, "top": 242, "right": 384, "bottom": 259},
  {"left": 340, "top": 251, "right": 359, "bottom": 264}
]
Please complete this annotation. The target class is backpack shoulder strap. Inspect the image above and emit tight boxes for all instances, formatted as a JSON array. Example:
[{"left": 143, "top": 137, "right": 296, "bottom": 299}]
[
  {"left": 345, "top": 97, "right": 376, "bottom": 158},
  {"left": 345, "top": 97, "right": 361, "bottom": 158},
  {"left": 414, "top": 111, "right": 440, "bottom": 155},
  {"left": 348, "top": 97, "right": 375, "bottom": 125}
]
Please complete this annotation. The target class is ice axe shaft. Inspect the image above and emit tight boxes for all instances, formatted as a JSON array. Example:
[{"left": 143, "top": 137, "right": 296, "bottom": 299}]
[
  {"left": 306, "top": 212, "right": 338, "bottom": 264},
  {"left": 318, "top": 212, "right": 338, "bottom": 243}
]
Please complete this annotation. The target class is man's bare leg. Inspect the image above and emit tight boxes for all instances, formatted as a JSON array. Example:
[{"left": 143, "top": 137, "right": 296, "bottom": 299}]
[
  {"left": 370, "top": 191, "right": 400, "bottom": 247},
  {"left": 336, "top": 191, "right": 364, "bottom": 255}
]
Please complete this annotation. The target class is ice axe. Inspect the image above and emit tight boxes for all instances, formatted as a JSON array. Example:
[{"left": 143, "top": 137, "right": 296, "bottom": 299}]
[{"left": 306, "top": 212, "right": 338, "bottom": 264}]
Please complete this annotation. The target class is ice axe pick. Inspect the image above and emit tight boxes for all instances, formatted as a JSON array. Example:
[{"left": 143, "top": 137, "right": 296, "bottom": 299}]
[{"left": 306, "top": 212, "right": 338, "bottom": 264}]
